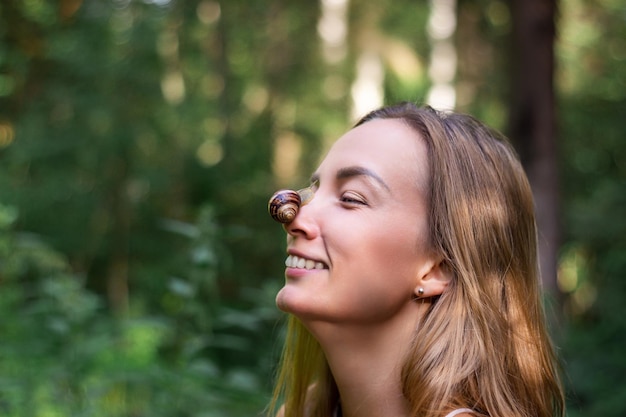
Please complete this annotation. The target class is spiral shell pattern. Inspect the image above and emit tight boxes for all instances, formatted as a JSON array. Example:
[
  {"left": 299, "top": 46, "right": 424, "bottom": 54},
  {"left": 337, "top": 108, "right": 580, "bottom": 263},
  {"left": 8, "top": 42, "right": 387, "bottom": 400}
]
[{"left": 268, "top": 189, "right": 301, "bottom": 223}]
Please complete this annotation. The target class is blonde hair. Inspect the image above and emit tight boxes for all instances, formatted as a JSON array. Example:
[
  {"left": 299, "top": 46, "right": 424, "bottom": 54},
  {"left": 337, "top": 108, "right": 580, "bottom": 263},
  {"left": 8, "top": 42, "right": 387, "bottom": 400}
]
[{"left": 268, "top": 103, "right": 565, "bottom": 417}]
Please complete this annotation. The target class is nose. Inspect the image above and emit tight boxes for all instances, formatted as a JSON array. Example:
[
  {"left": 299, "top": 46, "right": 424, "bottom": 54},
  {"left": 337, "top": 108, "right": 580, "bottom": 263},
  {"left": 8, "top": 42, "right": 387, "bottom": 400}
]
[{"left": 284, "top": 196, "right": 320, "bottom": 239}]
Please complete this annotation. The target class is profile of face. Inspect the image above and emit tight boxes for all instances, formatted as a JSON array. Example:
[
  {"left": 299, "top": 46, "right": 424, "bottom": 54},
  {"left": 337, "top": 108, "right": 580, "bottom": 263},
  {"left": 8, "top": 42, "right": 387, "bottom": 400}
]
[{"left": 275, "top": 118, "right": 449, "bottom": 326}]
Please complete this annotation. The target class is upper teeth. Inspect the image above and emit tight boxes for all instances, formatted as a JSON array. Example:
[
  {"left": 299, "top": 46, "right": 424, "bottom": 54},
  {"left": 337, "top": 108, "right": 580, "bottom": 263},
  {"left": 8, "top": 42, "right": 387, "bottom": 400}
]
[{"left": 285, "top": 255, "right": 326, "bottom": 270}]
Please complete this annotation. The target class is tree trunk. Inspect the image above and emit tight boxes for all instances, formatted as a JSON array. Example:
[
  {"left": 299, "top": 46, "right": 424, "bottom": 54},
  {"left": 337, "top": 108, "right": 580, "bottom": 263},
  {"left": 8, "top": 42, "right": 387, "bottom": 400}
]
[
  {"left": 106, "top": 155, "right": 131, "bottom": 316},
  {"left": 507, "top": 0, "right": 560, "bottom": 299}
]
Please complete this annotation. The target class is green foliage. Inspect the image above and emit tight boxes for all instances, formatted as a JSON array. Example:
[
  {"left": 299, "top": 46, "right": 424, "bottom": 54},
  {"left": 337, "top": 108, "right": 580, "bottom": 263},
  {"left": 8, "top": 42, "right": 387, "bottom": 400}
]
[
  {"left": 0, "top": 203, "right": 277, "bottom": 416},
  {"left": 0, "top": 0, "right": 624, "bottom": 415},
  {"left": 555, "top": 1, "right": 626, "bottom": 415},
  {"left": 558, "top": 99, "right": 626, "bottom": 417}
]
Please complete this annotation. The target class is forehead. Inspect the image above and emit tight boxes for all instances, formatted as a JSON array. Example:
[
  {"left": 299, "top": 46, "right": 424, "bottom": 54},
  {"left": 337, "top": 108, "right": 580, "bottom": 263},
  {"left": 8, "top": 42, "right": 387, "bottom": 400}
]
[{"left": 318, "top": 118, "right": 428, "bottom": 189}]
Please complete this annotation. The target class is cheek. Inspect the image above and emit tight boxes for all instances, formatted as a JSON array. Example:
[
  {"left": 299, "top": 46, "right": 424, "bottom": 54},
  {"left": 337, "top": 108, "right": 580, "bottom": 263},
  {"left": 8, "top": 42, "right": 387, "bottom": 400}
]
[
  {"left": 337, "top": 257, "right": 417, "bottom": 322},
  {"left": 373, "top": 217, "right": 426, "bottom": 263},
  {"left": 352, "top": 234, "right": 422, "bottom": 290},
  {"left": 365, "top": 218, "right": 429, "bottom": 280}
]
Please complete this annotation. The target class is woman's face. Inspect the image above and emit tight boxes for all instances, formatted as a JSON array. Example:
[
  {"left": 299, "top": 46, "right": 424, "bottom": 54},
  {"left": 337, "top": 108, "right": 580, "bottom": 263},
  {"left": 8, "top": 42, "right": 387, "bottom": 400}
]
[{"left": 276, "top": 118, "right": 435, "bottom": 325}]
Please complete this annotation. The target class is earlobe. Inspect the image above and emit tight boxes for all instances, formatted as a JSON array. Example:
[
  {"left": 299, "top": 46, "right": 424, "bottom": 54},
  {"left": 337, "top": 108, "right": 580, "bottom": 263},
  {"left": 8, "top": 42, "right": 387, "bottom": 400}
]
[{"left": 414, "top": 260, "right": 452, "bottom": 298}]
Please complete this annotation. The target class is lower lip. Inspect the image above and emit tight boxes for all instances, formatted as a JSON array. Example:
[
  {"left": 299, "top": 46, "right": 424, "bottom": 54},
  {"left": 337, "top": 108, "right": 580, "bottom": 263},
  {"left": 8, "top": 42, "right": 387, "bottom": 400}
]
[{"left": 285, "top": 267, "right": 324, "bottom": 278}]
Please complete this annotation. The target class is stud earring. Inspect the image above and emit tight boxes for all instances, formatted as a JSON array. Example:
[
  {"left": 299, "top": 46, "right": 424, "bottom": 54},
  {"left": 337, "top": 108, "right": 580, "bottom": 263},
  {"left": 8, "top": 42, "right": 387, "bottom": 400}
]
[{"left": 417, "top": 288, "right": 425, "bottom": 297}]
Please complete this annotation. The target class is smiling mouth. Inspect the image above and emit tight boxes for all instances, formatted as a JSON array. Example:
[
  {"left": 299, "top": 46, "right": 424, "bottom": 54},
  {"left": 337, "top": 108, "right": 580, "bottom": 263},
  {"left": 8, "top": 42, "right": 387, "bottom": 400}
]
[{"left": 285, "top": 255, "right": 327, "bottom": 270}]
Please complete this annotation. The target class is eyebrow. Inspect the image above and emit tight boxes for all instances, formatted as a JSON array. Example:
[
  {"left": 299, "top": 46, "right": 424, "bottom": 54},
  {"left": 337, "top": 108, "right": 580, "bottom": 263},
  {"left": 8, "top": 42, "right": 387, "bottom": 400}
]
[{"left": 311, "top": 166, "right": 390, "bottom": 191}]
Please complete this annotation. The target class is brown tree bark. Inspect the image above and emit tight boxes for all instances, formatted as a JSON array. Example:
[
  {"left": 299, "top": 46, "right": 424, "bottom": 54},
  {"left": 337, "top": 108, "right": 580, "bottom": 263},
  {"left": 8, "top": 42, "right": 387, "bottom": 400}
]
[
  {"left": 507, "top": 0, "right": 561, "bottom": 299},
  {"left": 106, "top": 156, "right": 131, "bottom": 316}
]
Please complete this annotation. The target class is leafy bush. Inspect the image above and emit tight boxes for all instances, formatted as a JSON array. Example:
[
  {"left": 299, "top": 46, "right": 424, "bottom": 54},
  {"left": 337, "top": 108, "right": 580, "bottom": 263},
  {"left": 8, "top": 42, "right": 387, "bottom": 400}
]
[{"left": 0, "top": 204, "right": 278, "bottom": 416}]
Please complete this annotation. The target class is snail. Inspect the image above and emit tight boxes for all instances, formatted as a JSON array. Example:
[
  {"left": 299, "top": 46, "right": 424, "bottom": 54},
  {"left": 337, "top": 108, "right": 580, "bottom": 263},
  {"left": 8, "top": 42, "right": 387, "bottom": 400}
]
[{"left": 268, "top": 186, "right": 315, "bottom": 223}]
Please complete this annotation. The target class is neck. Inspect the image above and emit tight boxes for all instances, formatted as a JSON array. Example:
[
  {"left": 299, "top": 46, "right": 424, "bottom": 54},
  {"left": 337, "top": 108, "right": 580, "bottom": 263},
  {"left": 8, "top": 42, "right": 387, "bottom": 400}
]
[{"left": 305, "top": 302, "right": 427, "bottom": 417}]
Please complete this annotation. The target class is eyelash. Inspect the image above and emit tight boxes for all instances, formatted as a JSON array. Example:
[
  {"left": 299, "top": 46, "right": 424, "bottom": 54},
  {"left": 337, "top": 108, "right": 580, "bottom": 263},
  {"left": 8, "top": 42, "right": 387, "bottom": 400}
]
[{"left": 340, "top": 192, "right": 366, "bottom": 206}]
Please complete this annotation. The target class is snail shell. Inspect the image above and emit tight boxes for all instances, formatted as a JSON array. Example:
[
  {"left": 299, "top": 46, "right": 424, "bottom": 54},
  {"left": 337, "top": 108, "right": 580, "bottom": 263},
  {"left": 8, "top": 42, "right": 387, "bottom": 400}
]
[{"left": 268, "top": 189, "right": 301, "bottom": 223}]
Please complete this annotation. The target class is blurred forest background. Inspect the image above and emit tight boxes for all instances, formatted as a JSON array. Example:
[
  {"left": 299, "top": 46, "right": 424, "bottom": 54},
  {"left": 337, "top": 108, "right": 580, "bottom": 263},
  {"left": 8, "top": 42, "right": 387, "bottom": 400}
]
[{"left": 0, "top": 0, "right": 624, "bottom": 416}]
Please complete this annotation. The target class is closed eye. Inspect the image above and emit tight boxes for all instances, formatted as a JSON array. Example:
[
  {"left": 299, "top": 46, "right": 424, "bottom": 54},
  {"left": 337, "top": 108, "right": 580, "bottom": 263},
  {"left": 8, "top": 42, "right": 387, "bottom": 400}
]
[{"left": 340, "top": 192, "right": 367, "bottom": 206}]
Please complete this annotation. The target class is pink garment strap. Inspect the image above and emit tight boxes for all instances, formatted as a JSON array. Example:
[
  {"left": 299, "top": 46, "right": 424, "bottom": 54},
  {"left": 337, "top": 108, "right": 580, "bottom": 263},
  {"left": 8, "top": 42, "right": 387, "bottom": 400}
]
[{"left": 444, "top": 408, "right": 475, "bottom": 417}]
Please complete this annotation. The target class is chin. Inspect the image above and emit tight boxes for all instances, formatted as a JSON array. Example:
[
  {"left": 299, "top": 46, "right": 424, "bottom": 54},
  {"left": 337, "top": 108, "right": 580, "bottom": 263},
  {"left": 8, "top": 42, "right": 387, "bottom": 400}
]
[
  {"left": 275, "top": 286, "right": 298, "bottom": 313},
  {"left": 275, "top": 288, "right": 307, "bottom": 314},
  {"left": 275, "top": 286, "right": 321, "bottom": 319}
]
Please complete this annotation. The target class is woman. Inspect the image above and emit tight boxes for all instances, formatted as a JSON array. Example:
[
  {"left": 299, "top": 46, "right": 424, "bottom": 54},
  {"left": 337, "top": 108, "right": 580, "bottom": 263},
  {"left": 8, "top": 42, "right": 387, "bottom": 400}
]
[{"left": 267, "top": 103, "right": 565, "bottom": 417}]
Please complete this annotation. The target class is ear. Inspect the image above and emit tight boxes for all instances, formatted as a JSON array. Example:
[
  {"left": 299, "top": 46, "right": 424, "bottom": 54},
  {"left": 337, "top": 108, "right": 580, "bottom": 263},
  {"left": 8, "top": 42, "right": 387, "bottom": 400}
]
[{"left": 414, "top": 258, "right": 452, "bottom": 299}]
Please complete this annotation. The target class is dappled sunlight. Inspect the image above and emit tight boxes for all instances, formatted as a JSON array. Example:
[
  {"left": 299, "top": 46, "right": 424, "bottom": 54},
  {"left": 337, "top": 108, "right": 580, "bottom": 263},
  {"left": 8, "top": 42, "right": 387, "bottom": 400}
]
[
  {"left": 197, "top": 140, "right": 224, "bottom": 166},
  {"left": 558, "top": 245, "right": 597, "bottom": 316},
  {"left": 485, "top": 0, "right": 510, "bottom": 27},
  {"left": 0, "top": 121, "right": 15, "bottom": 148},
  {"left": 318, "top": 0, "right": 349, "bottom": 64},
  {"left": 426, "top": 0, "right": 457, "bottom": 110},
  {"left": 427, "top": 84, "right": 456, "bottom": 111},
  {"left": 318, "top": 0, "right": 350, "bottom": 107},
  {"left": 243, "top": 84, "right": 270, "bottom": 114},
  {"left": 197, "top": 1, "right": 221, "bottom": 25},
  {"left": 350, "top": 51, "right": 384, "bottom": 120},
  {"left": 0, "top": 0, "right": 624, "bottom": 415},
  {"left": 161, "top": 70, "right": 186, "bottom": 104},
  {"left": 427, "top": 0, "right": 457, "bottom": 39},
  {"left": 383, "top": 39, "right": 424, "bottom": 86},
  {"left": 143, "top": 0, "right": 171, "bottom": 6},
  {"left": 273, "top": 131, "right": 303, "bottom": 187},
  {"left": 157, "top": 29, "right": 179, "bottom": 58},
  {"left": 158, "top": 30, "right": 186, "bottom": 104},
  {"left": 196, "top": 118, "right": 226, "bottom": 166},
  {"left": 110, "top": 6, "right": 133, "bottom": 45},
  {"left": 557, "top": 0, "right": 626, "bottom": 99}
]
